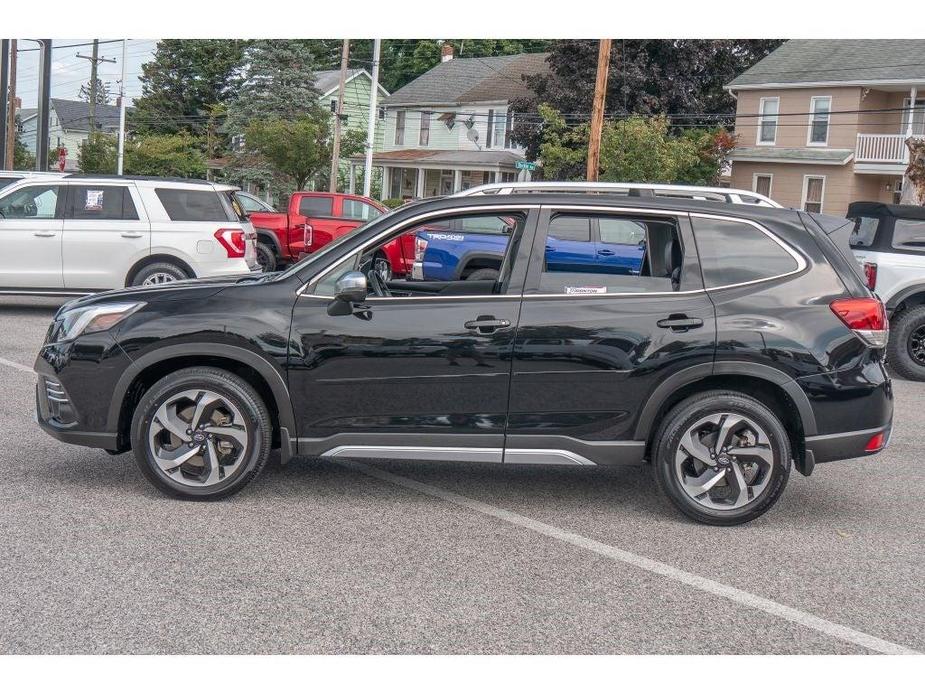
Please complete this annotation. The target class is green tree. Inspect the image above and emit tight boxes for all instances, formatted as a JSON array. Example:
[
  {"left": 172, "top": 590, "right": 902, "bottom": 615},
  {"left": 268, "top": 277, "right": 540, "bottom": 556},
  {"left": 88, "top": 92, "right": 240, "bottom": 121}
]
[
  {"left": 77, "top": 132, "right": 118, "bottom": 173},
  {"left": 78, "top": 77, "right": 113, "bottom": 105},
  {"left": 244, "top": 115, "right": 363, "bottom": 191},
  {"left": 12, "top": 116, "right": 35, "bottom": 169},
  {"left": 124, "top": 133, "right": 207, "bottom": 179},
  {"left": 131, "top": 39, "right": 248, "bottom": 136}
]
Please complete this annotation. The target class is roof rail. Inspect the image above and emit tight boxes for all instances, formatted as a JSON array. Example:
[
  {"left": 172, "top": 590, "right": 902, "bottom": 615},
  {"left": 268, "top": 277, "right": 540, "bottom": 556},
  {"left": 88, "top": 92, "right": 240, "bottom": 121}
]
[
  {"left": 453, "top": 181, "right": 782, "bottom": 208},
  {"left": 63, "top": 173, "right": 212, "bottom": 185}
]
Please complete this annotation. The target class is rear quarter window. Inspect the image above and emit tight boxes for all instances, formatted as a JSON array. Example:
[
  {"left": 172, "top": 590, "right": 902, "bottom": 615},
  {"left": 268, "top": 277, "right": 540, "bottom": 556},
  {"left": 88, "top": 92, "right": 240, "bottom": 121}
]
[
  {"left": 849, "top": 216, "right": 880, "bottom": 248},
  {"left": 892, "top": 219, "right": 925, "bottom": 250},
  {"left": 155, "top": 188, "right": 234, "bottom": 222},
  {"left": 693, "top": 218, "right": 800, "bottom": 288}
]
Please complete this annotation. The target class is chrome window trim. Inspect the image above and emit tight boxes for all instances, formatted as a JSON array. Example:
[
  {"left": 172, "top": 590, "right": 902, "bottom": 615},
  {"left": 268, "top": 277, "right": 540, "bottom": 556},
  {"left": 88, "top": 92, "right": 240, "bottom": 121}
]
[{"left": 296, "top": 203, "right": 541, "bottom": 297}]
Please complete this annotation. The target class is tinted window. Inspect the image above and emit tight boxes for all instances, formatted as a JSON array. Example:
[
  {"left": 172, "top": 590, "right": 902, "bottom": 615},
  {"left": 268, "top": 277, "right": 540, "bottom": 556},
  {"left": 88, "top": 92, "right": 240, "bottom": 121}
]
[
  {"left": 155, "top": 188, "right": 232, "bottom": 222},
  {"left": 536, "top": 214, "right": 677, "bottom": 294},
  {"left": 298, "top": 196, "right": 334, "bottom": 217},
  {"left": 892, "top": 220, "right": 925, "bottom": 250},
  {"left": 849, "top": 216, "right": 879, "bottom": 248},
  {"left": 0, "top": 176, "right": 19, "bottom": 190},
  {"left": 342, "top": 199, "right": 382, "bottom": 221},
  {"left": 0, "top": 184, "right": 61, "bottom": 219},
  {"left": 66, "top": 185, "right": 138, "bottom": 220},
  {"left": 694, "top": 218, "right": 799, "bottom": 288}
]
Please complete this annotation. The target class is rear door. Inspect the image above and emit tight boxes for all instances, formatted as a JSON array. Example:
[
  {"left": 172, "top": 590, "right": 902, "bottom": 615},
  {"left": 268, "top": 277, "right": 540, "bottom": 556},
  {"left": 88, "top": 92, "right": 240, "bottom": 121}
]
[
  {"left": 62, "top": 183, "right": 150, "bottom": 290},
  {"left": 0, "top": 183, "right": 65, "bottom": 288},
  {"left": 506, "top": 205, "right": 716, "bottom": 462}
]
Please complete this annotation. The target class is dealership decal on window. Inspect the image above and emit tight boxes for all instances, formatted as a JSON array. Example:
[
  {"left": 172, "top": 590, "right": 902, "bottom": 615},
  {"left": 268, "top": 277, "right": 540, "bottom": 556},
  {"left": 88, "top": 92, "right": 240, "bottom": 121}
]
[
  {"left": 85, "top": 190, "right": 104, "bottom": 211},
  {"left": 565, "top": 286, "right": 607, "bottom": 295}
]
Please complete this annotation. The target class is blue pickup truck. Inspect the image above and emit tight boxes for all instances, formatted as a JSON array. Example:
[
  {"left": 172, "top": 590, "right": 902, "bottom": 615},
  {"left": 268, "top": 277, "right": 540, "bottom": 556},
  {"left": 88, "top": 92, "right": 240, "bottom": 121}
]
[{"left": 410, "top": 214, "right": 646, "bottom": 282}]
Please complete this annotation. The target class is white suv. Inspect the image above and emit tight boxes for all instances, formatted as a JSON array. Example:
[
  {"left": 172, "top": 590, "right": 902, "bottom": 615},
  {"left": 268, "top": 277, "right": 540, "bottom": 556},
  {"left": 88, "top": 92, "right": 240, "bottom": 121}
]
[
  {"left": 848, "top": 201, "right": 925, "bottom": 379},
  {"left": 0, "top": 176, "right": 258, "bottom": 295}
]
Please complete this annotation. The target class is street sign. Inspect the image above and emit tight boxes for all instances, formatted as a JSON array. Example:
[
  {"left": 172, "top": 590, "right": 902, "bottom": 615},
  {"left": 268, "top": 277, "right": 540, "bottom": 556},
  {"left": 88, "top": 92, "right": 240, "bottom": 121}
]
[{"left": 515, "top": 160, "right": 537, "bottom": 171}]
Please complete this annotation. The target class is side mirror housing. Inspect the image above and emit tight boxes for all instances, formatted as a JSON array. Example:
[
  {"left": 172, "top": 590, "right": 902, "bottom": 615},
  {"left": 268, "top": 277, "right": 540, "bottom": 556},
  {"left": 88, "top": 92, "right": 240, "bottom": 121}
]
[{"left": 334, "top": 271, "right": 368, "bottom": 304}]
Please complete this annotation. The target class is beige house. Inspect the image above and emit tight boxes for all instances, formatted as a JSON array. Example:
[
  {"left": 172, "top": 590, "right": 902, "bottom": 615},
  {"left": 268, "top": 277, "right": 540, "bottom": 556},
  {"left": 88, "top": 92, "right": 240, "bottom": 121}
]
[{"left": 727, "top": 40, "right": 925, "bottom": 215}]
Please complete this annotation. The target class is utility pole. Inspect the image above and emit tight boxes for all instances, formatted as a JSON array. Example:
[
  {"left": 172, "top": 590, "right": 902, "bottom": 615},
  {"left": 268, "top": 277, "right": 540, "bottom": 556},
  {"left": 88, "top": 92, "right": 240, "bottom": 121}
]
[
  {"left": 362, "top": 39, "right": 381, "bottom": 198},
  {"left": 76, "top": 40, "right": 116, "bottom": 135},
  {"left": 117, "top": 39, "right": 127, "bottom": 175},
  {"left": 586, "top": 38, "right": 612, "bottom": 182},
  {"left": 329, "top": 39, "right": 350, "bottom": 193},
  {"left": 3, "top": 40, "right": 17, "bottom": 169},
  {"left": 1, "top": 40, "right": 8, "bottom": 170},
  {"left": 35, "top": 39, "right": 51, "bottom": 171}
]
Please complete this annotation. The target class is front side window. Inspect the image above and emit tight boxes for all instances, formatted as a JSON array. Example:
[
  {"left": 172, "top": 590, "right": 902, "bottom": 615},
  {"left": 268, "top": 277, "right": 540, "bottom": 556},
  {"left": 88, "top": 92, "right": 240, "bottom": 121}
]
[
  {"left": 419, "top": 111, "right": 430, "bottom": 146},
  {"left": 808, "top": 96, "right": 831, "bottom": 145},
  {"left": 155, "top": 188, "right": 233, "bottom": 222},
  {"left": 758, "top": 97, "right": 779, "bottom": 145},
  {"left": 394, "top": 110, "right": 406, "bottom": 146},
  {"left": 66, "top": 185, "right": 138, "bottom": 221},
  {"left": 693, "top": 217, "right": 799, "bottom": 288},
  {"left": 803, "top": 176, "right": 825, "bottom": 214},
  {"left": 0, "top": 184, "right": 61, "bottom": 219},
  {"left": 892, "top": 219, "right": 925, "bottom": 250},
  {"left": 535, "top": 213, "right": 680, "bottom": 294}
]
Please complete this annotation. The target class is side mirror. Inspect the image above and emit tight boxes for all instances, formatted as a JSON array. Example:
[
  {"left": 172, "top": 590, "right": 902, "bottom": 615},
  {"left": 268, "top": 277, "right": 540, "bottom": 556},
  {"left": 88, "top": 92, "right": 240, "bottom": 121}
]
[{"left": 334, "top": 270, "right": 368, "bottom": 304}]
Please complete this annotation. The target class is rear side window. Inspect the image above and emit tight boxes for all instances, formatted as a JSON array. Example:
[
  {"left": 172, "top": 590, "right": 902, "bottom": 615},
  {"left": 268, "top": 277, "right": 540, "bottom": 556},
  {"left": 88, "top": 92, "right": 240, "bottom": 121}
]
[
  {"left": 155, "top": 188, "right": 233, "bottom": 222},
  {"left": 298, "top": 196, "right": 334, "bottom": 217},
  {"left": 66, "top": 185, "right": 138, "bottom": 220},
  {"left": 0, "top": 176, "right": 19, "bottom": 190},
  {"left": 892, "top": 220, "right": 925, "bottom": 250},
  {"left": 548, "top": 215, "right": 591, "bottom": 242},
  {"left": 693, "top": 218, "right": 799, "bottom": 288},
  {"left": 849, "top": 216, "right": 879, "bottom": 248},
  {"left": 342, "top": 199, "right": 382, "bottom": 221}
]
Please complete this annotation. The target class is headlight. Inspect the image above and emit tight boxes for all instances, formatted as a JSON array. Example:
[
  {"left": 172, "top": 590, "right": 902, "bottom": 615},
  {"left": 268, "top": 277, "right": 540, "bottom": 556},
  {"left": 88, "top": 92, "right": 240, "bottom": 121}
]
[{"left": 57, "top": 302, "right": 145, "bottom": 341}]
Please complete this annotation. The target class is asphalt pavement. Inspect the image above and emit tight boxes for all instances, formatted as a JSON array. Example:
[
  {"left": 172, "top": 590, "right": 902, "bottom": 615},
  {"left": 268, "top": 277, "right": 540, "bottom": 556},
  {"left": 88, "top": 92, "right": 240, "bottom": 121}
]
[{"left": 0, "top": 296, "right": 922, "bottom": 654}]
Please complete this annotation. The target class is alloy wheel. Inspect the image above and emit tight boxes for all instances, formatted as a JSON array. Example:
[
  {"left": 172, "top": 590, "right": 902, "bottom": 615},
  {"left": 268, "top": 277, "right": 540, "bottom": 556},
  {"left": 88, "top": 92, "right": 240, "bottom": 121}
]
[
  {"left": 908, "top": 324, "right": 925, "bottom": 366},
  {"left": 674, "top": 412, "right": 775, "bottom": 511},
  {"left": 148, "top": 389, "right": 249, "bottom": 487},
  {"left": 142, "top": 272, "right": 179, "bottom": 285}
]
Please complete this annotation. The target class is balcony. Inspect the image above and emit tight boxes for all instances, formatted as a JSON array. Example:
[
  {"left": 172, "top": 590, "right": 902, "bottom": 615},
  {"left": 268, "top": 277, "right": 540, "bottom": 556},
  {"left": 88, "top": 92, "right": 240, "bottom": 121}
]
[{"left": 855, "top": 133, "right": 920, "bottom": 173}]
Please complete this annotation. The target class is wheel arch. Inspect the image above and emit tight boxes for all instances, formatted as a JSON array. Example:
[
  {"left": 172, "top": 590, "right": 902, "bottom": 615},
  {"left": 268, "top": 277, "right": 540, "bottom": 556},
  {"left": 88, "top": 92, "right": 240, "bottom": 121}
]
[
  {"left": 108, "top": 343, "right": 296, "bottom": 460},
  {"left": 255, "top": 228, "right": 282, "bottom": 254},
  {"left": 456, "top": 251, "right": 504, "bottom": 280},
  {"left": 125, "top": 254, "right": 196, "bottom": 287},
  {"left": 885, "top": 283, "right": 925, "bottom": 314},
  {"left": 635, "top": 362, "right": 817, "bottom": 476}
]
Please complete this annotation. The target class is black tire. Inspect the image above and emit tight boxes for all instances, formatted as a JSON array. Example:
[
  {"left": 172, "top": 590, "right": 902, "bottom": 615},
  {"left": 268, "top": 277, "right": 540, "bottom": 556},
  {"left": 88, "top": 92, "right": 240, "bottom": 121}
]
[
  {"left": 465, "top": 268, "right": 500, "bottom": 281},
  {"left": 886, "top": 305, "right": 925, "bottom": 381},
  {"left": 131, "top": 367, "right": 272, "bottom": 500},
  {"left": 652, "top": 390, "right": 791, "bottom": 526},
  {"left": 130, "top": 261, "right": 189, "bottom": 287},
  {"left": 255, "top": 241, "right": 278, "bottom": 273}
]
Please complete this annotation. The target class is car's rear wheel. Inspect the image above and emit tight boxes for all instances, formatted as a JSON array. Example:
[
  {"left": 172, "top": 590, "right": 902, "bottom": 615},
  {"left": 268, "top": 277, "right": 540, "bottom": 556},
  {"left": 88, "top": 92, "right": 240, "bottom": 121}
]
[
  {"left": 886, "top": 305, "right": 925, "bottom": 381},
  {"left": 131, "top": 261, "right": 189, "bottom": 287},
  {"left": 653, "top": 390, "right": 791, "bottom": 525},
  {"left": 131, "top": 367, "right": 272, "bottom": 500},
  {"left": 256, "top": 242, "right": 277, "bottom": 273},
  {"left": 465, "top": 268, "right": 500, "bottom": 281}
]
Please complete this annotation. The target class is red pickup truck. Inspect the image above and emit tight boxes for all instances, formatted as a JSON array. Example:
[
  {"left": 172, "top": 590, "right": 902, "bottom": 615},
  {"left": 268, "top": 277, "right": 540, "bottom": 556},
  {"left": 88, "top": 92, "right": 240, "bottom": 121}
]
[{"left": 248, "top": 192, "right": 393, "bottom": 272}]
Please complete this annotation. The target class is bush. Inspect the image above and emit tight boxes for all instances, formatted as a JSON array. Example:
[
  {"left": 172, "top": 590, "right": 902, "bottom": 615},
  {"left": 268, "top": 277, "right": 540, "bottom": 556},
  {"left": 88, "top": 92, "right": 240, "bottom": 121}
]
[{"left": 381, "top": 198, "right": 406, "bottom": 209}]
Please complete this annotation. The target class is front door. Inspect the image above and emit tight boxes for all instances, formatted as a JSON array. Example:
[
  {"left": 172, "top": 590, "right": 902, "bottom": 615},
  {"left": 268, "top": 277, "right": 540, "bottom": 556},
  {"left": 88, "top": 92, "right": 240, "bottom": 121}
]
[
  {"left": 288, "top": 206, "right": 538, "bottom": 460},
  {"left": 0, "top": 183, "right": 64, "bottom": 289},
  {"left": 62, "top": 184, "right": 150, "bottom": 290},
  {"left": 506, "top": 206, "right": 716, "bottom": 464}
]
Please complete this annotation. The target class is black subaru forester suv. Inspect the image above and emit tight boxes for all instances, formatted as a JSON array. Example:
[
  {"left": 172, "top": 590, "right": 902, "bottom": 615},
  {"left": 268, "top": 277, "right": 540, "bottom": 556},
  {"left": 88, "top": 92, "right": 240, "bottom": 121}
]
[{"left": 35, "top": 194, "right": 892, "bottom": 525}]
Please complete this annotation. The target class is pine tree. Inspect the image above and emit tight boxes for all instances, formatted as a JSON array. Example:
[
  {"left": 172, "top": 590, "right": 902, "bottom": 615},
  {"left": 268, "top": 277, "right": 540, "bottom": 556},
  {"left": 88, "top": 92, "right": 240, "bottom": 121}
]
[{"left": 78, "top": 78, "right": 113, "bottom": 105}]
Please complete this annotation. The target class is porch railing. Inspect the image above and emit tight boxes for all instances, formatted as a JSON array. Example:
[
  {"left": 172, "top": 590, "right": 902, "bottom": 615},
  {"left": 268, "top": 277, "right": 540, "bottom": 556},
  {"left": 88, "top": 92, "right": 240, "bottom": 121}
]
[{"left": 855, "top": 133, "right": 911, "bottom": 164}]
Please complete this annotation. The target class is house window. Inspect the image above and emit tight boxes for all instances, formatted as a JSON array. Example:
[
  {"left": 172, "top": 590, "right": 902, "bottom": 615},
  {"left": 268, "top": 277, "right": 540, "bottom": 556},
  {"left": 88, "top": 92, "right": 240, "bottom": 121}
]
[
  {"left": 492, "top": 112, "right": 507, "bottom": 149},
  {"left": 753, "top": 173, "right": 773, "bottom": 198},
  {"left": 802, "top": 175, "right": 825, "bottom": 214},
  {"left": 808, "top": 96, "right": 831, "bottom": 145},
  {"left": 902, "top": 98, "right": 925, "bottom": 135},
  {"left": 394, "top": 111, "right": 405, "bottom": 146},
  {"left": 419, "top": 111, "right": 431, "bottom": 146},
  {"left": 378, "top": 106, "right": 386, "bottom": 120},
  {"left": 757, "top": 97, "right": 779, "bottom": 145},
  {"left": 330, "top": 99, "right": 337, "bottom": 113}
]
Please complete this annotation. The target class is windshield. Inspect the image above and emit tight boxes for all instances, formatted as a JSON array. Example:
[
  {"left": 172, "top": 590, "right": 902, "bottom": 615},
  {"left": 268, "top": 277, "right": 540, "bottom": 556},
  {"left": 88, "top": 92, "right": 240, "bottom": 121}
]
[{"left": 277, "top": 204, "right": 404, "bottom": 281}]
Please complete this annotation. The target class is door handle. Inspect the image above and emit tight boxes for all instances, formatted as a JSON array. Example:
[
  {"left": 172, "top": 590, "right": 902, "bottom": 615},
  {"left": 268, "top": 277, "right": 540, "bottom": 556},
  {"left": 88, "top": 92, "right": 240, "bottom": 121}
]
[
  {"left": 657, "top": 315, "right": 704, "bottom": 332},
  {"left": 33, "top": 231, "right": 55, "bottom": 237},
  {"left": 464, "top": 315, "right": 511, "bottom": 334},
  {"left": 597, "top": 249, "right": 616, "bottom": 256},
  {"left": 121, "top": 232, "right": 144, "bottom": 238}
]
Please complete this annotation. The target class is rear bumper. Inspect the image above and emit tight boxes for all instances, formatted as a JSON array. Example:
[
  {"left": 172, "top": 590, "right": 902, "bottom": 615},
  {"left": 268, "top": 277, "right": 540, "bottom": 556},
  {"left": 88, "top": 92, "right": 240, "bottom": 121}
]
[{"left": 804, "top": 423, "right": 892, "bottom": 466}]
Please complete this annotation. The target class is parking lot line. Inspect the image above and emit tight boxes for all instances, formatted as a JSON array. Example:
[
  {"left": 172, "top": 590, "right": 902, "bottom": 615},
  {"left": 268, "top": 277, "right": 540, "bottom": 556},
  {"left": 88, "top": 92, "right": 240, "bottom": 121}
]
[
  {"left": 0, "top": 356, "right": 34, "bottom": 374},
  {"left": 340, "top": 459, "right": 921, "bottom": 656}
]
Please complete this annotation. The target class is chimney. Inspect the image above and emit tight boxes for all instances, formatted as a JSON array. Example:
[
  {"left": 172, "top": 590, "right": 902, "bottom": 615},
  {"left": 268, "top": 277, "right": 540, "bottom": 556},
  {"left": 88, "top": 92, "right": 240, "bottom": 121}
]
[{"left": 441, "top": 43, "right": 454, "bottom": 62}]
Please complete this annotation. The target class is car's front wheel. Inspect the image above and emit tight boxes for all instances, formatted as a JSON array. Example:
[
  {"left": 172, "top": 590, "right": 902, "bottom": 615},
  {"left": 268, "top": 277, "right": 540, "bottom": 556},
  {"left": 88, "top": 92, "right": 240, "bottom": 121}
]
[
  {"left": 131, "top": 367, "right": 272, "bottom": 500},
  {"left": 653, "top": 390, "right": 791, "bottom": 525}
]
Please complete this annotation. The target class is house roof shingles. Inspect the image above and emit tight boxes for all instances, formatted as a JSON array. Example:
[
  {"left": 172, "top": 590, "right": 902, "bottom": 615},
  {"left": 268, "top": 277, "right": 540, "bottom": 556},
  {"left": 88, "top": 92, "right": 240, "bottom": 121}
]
[
  {"left": 314, "top": 69, "right": 363, "bottom": 95},
  {"left": 50, "top": 98, "right": 122, "bottom": 132},
  {"left": 383, "top": 52, "right": 551, "bottom": 106},
  {"left": 728, "top": 40, "right": 925, "bottom": 88}
]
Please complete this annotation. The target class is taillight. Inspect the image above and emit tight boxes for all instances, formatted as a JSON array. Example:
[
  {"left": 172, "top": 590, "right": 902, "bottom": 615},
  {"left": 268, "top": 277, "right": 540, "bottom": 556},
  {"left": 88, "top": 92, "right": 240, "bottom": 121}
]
[
  {"left": 829, "top": 297, "right": 888, "bottom": 348},
  {"left": 303, "top": 223, "right": 313, "bottom": 249},
  {"left": 214, "top": 228, "right": 246, "bottom": 258},
  {"left": 863, "top": 262, "right": 877, "bottom": 290},
  {"left": 414, "top": 235, "right": 428, "bottom": 262}
]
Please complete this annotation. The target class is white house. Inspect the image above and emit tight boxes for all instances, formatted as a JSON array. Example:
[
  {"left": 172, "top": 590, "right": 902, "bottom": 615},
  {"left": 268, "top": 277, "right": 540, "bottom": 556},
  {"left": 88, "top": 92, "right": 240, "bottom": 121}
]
[
  {"left": 19, "top": 98, "right": 122, "bottom": 171},
  {"left": 357, "top": 47, "right": 550, "bottom": 199}
]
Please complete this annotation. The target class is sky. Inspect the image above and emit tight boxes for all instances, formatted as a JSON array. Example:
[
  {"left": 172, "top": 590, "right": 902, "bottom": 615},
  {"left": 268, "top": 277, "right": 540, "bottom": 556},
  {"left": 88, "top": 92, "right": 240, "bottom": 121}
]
[{"left": 12, "top": 38, "right": 158, "bottom": 109}]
